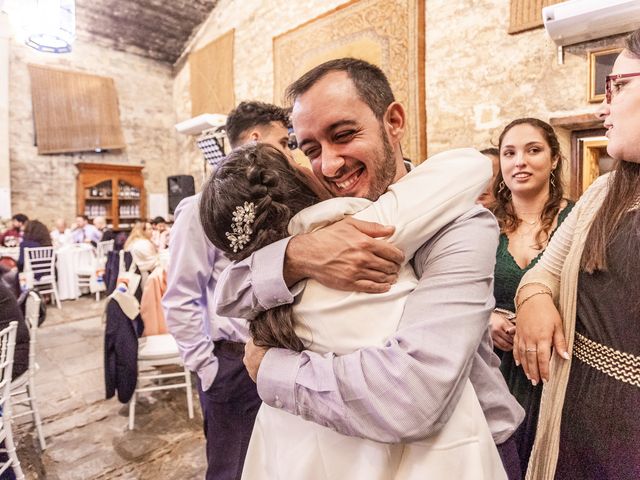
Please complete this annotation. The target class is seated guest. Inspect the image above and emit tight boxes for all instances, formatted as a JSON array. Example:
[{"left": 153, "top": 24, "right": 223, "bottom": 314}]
[
  {"left": 124, "top": 221, "right": 158, "bottom": 275},
  {"left": 17, "top": 220, "right": 53, "bottom": 274},
  {"left": 150, "top": 216, "right": 170, "bottom": 250},
  {"left": 476, "top": 147, "right": 500, "bottom": 208},
  {"left": 0, "top": 213, "right": 28, "bottom": 246},
  {"left": 50, "top": 218, "right": 73, "bottom": 248},
  {"left": 71, "top": 215, "right": 101, "bottom": 245},
  {"left": 0, "top": 282, "right": 31, "bottom": 480},
  {"left": 0, "top": 283, "right": 30, "bottom": 379},
  {"left": 93, "top": 216, "right": 115, "bottom": 243}
]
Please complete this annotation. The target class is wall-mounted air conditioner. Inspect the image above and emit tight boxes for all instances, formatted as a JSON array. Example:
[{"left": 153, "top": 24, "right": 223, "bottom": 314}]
[{"left": 543, "top": 0, "right": 640, "bottom": 47}]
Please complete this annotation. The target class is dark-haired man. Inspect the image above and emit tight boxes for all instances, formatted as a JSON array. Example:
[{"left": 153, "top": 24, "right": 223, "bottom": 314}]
[
  {"left": 163, "top": 101, "right": 292, "bottom": 480},
  {"left": 215, "top": 58, "right": 525, "bottom": 479},
  {"left": 0, "top": 213, "right": 28, "bottom": 246},
  {"left": 225, "top": 101, "right": 292, "bottom": 153}
]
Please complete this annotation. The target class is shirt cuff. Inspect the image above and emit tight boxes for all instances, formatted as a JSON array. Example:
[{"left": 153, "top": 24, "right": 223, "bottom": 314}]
[
  {"left": 256, "top": 347, "right": 300, "bottom": 414},
  {"left": 197, "top": 358, "right": 219, "bottom": 392},
  {"left": 252, "top": 237, "right": 297, "bottom": 310}
]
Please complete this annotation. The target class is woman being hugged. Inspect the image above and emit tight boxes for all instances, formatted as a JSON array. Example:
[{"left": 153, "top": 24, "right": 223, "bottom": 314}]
[
  {"left": 515, "top": 29, "right": 640, "bottom": 480},
  {"left": 201, "top": 142, "right": 507, "bottom": 480},
  {"left": 490, "top": 118, "right": 573, "bottom": 475}
]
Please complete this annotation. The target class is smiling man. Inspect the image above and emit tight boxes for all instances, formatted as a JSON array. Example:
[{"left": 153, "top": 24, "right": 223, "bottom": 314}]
[{"left": 214, "top": 58, "right": 525, "bottom": 479}]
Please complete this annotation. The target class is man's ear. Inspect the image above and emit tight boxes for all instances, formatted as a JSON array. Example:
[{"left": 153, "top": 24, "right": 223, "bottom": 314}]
[
  {"left": 248, "top": 129, "right": 262, "bottom": 142},
  {"left": 384, "top": 102, "right": 406, "bottom": 144}
]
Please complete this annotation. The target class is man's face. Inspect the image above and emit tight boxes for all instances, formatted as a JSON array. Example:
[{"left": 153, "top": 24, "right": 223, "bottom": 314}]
[
  {"left": 292, "top": 71, "right": 400, "bottom": 201},
  {"left": 76, "top": 216, "right": 86, "bottom": 228},
  {"left": 253, "top": 122, "right": 293, "bottom": 161}
]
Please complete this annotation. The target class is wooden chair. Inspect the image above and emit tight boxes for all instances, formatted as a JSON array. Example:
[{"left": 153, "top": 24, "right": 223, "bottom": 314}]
[
  {"left": 0, "top": 322, "right": 24, "bottom": 480},
  {"left": 11, "top": 292, "right": 47, "bottom": 450},
  {"left": 24, "top": 247, "right": 61, "bottom": 309}
]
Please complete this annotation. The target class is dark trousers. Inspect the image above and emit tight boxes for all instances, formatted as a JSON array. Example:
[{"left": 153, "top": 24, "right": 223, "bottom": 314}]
[
  {"left": 497, "top": 435, "right": 523, "bottom": 480},
  {"left": 197, "top": 341, "right": 261, "bottom": 480}
]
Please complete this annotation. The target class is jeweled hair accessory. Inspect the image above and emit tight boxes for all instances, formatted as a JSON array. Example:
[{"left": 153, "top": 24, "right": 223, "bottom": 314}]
[{"left": 226, "top": 202, "right": 256, "bottom": 252}]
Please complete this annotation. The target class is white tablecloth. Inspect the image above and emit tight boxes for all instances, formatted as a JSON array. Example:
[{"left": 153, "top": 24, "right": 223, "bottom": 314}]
[
  {"left": 0, "top": 247, "right": 19, "bottom": 260},
  {"left": 56, "top": 244, "right": 96, "bottom": 300}
]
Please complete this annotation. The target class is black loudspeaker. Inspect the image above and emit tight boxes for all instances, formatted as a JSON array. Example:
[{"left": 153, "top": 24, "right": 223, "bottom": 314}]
[{"left": 168, "top": 175, "right": 195, "bottom": 214}]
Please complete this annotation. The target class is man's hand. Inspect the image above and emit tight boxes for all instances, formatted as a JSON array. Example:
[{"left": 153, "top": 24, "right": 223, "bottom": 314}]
[
  {"left": 283, "top": 217, "right": 404, "bottom": 293},
  {"left": 513, "top": 294, "right": 569, "bottom": 385},
  {"left": 243, "top": 339, "right": 269, "bottom": 383},
  {"left": 490, "top": 311, "right": 515, "bottom": 351}
]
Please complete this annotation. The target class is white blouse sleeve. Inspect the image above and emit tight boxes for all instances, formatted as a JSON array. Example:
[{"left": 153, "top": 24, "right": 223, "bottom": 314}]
[{"left": 353, "top": 148, "right": 492, "bottom": 262}]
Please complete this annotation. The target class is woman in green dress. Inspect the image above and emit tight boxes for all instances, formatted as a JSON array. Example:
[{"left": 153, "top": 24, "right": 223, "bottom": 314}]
[{"left": 489, "top": 118, "right": 574, "bottom": 476}]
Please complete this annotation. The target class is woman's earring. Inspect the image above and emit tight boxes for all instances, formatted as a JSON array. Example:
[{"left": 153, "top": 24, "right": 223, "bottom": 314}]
[
  {"left": 498, "top": 181, "right": 506, "bottom": 193},
  {"left": 550, "top": 171, "right": 556, "bottom": 189}
]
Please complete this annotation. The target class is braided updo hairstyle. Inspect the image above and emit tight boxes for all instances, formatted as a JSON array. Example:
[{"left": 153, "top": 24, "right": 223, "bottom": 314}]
[{"left": 200, "top": 143, "right": 325, "bottom": 351}]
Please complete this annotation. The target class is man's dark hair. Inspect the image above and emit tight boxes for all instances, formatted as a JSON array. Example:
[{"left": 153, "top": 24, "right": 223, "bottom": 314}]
[
  {"left": 150, "top": 216, "right": 166, "bottom": 225},
  {"left": 480, "top": 147, "right": 499, "bottom": 157},
  {"left": 12, "top": 214, "right": 28, "bottom": 224},
  {"left": 285, "top": 58, "right": 395, "bottom": 120},
  {"left": 225, "top": 101, "right": 290, "bottom": 148}
]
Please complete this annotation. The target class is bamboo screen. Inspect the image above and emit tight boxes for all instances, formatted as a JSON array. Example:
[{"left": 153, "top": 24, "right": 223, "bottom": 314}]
[
  {"left": 189, "top": 29, "right": 235, "bottom": 117},
  {"left": 28, "top": 65, "right": 126, "bottom": 154},
  {"left": 509, "top": 0, "right": 563, "bottom": 34}
]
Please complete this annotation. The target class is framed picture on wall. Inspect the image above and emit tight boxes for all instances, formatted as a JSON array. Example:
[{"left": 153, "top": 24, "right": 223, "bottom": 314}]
[{"left": 588, "top": 47, "right": 623, "bottom": 103}]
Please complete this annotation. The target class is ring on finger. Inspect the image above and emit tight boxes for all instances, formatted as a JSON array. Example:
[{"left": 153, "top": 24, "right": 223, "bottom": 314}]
[{"left": 525, "top": 347, "right": 537, "bottom": 353}]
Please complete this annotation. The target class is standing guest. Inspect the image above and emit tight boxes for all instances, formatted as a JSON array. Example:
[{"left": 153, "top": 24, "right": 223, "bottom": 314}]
[
  {"left": 93, "top": 216, "right": 115, "bottom": 243},
  {"left": 514, "top": 29, "right": 640, "bottom": 480},
  {"left": 477, "top": 147, "right": 500, "bottom": 208},
  {"left": 123, "top": 222, "right": 158, "bottom": 276},
  {"left": 0, "top": 214, "right": 28, "bottom": 246},
  {"left": 150, "top": 216, "right": 170, "bottom": 251},
  {"left": 163, "top": 100, "right": 294, "bottom": 480},
  {"left": 215, "top": 58, "right": 524, "bottom": 480},
  {"left": 71, "top": 216, "right": 101, "bottom": 245},
  {"left": 490, "top": 118, "right": 573, "bottom": 476},
  {"left": 17, "top": 220, "right": 52, "bottom": 274},
  {"left": 50, "top": 218, "right": 73, "bottom": 248}
]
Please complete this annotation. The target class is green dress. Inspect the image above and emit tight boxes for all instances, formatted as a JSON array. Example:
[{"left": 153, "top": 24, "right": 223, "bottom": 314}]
[{"left": 493, "top": 202, "right": 574, "bottom": 475}]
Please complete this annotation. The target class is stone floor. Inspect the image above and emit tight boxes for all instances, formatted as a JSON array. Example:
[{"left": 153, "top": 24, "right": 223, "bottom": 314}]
[{"left": 13, "top": 296, "right": 206, "bottom": 479}]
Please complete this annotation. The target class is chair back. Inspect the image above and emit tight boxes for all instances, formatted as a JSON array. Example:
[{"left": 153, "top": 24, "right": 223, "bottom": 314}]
[
  {"left": 24, "top": 292, "right": 41, "bottom": 374},
  {"left": 97, "top": 240, "right": 115, "bottom": 261},
  {"left": 0, "top": 322, "right": 17, "bottom": 412},
  {"left": 24, "top": 247, "right": 56, "bottom": 279}
]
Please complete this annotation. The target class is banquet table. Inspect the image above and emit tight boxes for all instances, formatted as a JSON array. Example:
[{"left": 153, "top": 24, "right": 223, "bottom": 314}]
[{"left": 56, "top": 243, "right": 97, "bottom": 300}]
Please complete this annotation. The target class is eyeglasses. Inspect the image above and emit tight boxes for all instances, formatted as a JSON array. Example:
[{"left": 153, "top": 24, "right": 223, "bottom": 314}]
[{"left": 605, "top": 72, "right": 640, "bottom": 103}]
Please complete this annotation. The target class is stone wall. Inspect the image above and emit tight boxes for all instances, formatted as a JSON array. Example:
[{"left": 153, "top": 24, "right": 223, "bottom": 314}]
[
  {"left": 8, "top": 33, "right": 179, "bottom": 227},
  {"left": 173, "top": 0, "right": 350, "bottom": 189},
  {"left": 177, "top": 0, "right": 627, "bottom": 191},
  {"left": 425, "top": 0, "right": 626, "bottom": 183}
]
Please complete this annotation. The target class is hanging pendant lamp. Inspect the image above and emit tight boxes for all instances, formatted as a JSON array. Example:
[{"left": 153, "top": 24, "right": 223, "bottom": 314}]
[{"left": 24, "top": 0, "right": 75, "bottom": 53}]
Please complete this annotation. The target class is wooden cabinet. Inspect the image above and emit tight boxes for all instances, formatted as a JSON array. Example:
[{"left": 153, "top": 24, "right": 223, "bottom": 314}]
[{"left": 76, "top": 163, "right": 146, "bottom": 230}]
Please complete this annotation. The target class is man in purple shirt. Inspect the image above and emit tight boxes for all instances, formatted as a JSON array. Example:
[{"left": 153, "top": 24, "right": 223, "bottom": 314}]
[
  {"left": 215, "top": 59, "right": 525, "bottom": 479},
  {"left": 163, "top": 101, "right": 294, "bottom": 480}
]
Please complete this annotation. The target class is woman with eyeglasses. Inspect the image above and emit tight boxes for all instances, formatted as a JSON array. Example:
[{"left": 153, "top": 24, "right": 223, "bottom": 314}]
[
  {"left": 514, "top": 28, "right": 640, "bottom": 480},
  {"left": 490, "top": 118, "right": 573, "bottom": 477}
]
